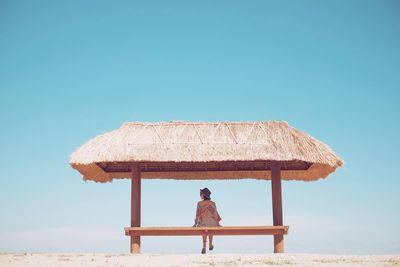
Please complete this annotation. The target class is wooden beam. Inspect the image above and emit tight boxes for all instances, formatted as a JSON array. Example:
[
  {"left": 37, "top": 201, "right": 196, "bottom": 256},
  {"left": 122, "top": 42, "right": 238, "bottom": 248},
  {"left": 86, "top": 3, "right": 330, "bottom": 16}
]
[
  {"left": 130, "top": 163, "right": 141, "bottom": 254},
  {"left": 97, "top": 160, "right": 311, "bottom": 173},
  {"left": 124, "top": 226, "right": 289, "bottom": 236},
  {"left": 271, "top": 161, "right": 284, "bottom": 253}
]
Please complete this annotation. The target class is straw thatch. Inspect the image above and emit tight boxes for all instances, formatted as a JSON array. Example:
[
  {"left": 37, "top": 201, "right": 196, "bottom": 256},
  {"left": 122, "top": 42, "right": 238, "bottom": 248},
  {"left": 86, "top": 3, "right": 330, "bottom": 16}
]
[{"left": 69, "top": 121, "right": 343, "bottom": 183}]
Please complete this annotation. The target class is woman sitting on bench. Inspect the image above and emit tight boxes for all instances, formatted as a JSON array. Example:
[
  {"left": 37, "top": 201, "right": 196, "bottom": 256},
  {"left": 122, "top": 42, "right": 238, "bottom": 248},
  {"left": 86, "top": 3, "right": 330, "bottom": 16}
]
[{"left": 193, "top": 187, "right": 222, "bottom": 254}]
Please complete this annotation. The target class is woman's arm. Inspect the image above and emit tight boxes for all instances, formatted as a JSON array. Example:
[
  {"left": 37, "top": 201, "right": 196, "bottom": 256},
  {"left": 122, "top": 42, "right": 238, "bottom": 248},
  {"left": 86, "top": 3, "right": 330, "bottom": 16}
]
[
  {"left": 214, "top": 202, "right": 222, "bottom": 221},
  {"left": 193, "top": 202, "right": 201, "bottom": 226}
]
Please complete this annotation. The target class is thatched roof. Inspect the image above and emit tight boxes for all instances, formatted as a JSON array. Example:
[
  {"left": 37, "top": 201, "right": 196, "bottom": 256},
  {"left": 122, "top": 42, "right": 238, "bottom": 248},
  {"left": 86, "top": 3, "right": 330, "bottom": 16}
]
[{"left": 69, "top": 121, "right": 343, "bottom": 182}]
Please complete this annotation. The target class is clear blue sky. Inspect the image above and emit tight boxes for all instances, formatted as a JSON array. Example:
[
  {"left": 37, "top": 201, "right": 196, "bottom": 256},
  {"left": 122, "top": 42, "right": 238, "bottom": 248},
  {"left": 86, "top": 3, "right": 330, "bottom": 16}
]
[{"left": 1, "top": 0, "right": 399, "bottom": 254}]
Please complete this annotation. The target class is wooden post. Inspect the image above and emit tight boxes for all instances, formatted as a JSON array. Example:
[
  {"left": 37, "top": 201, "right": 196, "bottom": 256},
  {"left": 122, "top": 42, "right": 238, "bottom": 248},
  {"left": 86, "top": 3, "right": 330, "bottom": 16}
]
[
  {"left": 130, "top": 163, "right": 141, "bottom": 254},
  {"left": 271, "top": 161, "right": 284, "bottom": 253}
]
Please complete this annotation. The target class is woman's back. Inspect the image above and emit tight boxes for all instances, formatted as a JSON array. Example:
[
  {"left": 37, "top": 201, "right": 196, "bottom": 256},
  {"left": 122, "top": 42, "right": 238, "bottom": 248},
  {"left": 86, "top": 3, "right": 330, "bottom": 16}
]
[{"left": 195, "top": 200, "right": 221, "bottom": 226}]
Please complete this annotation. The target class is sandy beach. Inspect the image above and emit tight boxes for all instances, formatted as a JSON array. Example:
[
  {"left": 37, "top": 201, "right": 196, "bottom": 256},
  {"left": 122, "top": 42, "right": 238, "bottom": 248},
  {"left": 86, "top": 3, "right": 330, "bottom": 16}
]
[{"left": 1, "top": 253, "right": 399, "bottom": 267}]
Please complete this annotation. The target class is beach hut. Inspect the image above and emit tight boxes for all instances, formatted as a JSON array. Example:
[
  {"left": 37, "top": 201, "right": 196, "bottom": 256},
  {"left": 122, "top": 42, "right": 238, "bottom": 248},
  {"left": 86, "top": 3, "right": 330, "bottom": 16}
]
[{"left": 69, "top": 121, "right": 343, "bottom": 254}]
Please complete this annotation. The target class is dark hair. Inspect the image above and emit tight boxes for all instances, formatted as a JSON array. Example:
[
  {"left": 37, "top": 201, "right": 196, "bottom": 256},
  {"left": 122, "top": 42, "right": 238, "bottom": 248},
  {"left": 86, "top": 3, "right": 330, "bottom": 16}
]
[{"left": 203, "top": 195, "right": 211, "bottom": 201}]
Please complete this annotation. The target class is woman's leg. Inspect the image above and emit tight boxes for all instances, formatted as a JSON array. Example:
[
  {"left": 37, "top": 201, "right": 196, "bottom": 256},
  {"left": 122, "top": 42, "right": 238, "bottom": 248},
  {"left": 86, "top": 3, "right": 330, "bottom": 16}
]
[
  {"left": 202, "top": 235, "right": 207, "bottom": 250},
  {"left": 208, "top": 235, "right": 213, "bottom": 248}
]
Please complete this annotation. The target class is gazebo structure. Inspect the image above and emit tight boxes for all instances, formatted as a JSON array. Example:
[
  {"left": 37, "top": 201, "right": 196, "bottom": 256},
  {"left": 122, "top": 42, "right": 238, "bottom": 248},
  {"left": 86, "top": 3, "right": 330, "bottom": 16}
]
[{"left": 69, "top": 121, "right": 343, "bottom": 254}]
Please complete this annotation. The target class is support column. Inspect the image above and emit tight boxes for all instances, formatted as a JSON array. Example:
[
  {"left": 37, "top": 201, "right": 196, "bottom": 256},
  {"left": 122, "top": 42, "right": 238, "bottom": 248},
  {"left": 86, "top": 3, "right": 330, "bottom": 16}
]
[
  {"left": 130, "top": 163, "right": 141, "bottom": 254},
  {"left": 271, "top": 161, "right": 284, "bottom": 253}
]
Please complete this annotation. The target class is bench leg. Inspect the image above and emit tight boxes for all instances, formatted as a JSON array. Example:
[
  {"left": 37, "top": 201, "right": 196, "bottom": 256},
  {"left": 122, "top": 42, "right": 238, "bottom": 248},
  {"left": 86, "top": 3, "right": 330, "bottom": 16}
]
[
  {"left": 130, "top": 236, "right": 140, "bottom": 254},
  {"left": 274, "top": 234, "right": 284, "bottom": 253}
]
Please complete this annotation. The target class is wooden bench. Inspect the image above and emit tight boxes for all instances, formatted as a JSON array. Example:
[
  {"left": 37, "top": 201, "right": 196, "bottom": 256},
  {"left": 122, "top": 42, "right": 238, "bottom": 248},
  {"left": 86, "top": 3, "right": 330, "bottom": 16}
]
[{"left": 125, "top": 225, "right": 289, "bottom": 237}]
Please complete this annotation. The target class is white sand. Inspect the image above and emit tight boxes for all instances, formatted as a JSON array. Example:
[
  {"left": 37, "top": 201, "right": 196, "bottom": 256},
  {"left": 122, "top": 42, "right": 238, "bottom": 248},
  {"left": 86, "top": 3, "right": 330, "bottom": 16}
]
[{"left": 1, "top": 253, "right": 399, "bottom": 267}]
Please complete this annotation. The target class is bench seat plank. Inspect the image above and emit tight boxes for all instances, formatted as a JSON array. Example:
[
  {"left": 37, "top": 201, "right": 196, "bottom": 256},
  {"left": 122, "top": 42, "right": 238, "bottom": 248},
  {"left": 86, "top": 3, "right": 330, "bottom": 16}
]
[{"left": 124, "top": 226, "right": 289, "bottom": 236}]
